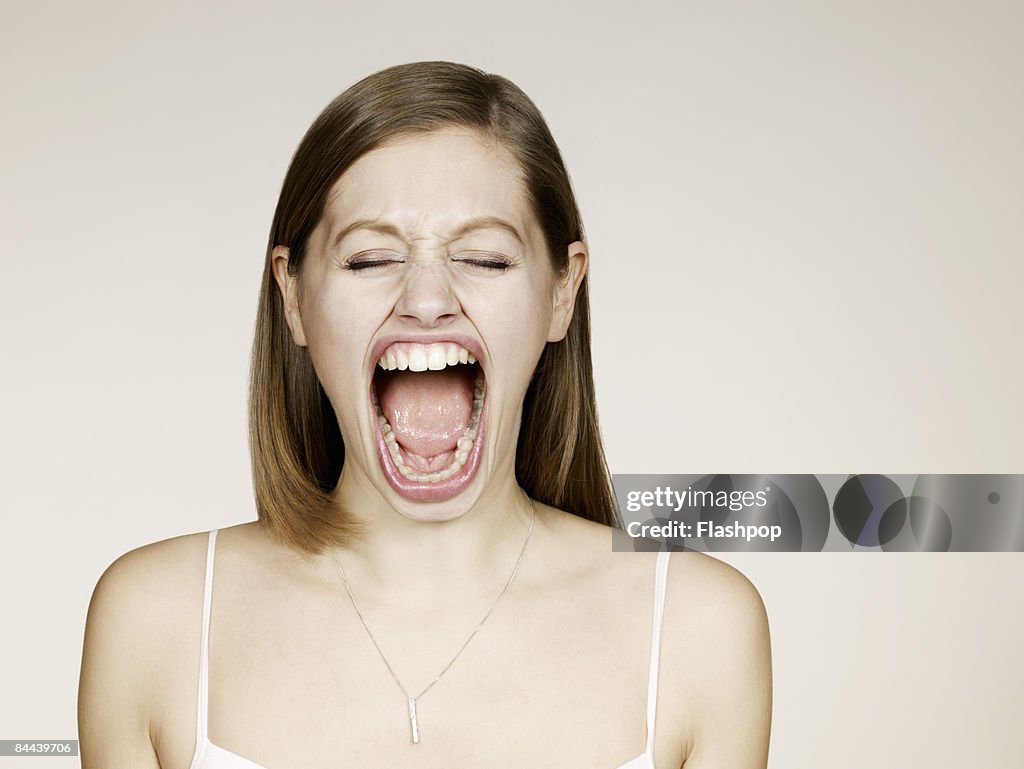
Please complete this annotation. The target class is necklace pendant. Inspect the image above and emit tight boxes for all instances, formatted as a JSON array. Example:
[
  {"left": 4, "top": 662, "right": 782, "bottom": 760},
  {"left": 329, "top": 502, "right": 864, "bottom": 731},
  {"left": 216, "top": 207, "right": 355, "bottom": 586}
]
[{"left": 408, "top": 697, "right": 420, "bottom": 744}]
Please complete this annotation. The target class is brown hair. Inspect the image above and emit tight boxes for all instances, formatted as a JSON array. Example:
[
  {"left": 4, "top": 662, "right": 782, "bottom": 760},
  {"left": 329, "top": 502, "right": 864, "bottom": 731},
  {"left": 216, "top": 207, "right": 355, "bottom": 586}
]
[{"left": 249, "top": 61, "right": 620, "bottom": 554}]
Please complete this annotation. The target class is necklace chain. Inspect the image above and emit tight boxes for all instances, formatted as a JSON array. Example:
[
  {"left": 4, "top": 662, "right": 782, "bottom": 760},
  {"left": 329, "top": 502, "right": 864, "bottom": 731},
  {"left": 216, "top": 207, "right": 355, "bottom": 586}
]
[{"left": 330, "top": 497, "right": 536, "bottom": 743}]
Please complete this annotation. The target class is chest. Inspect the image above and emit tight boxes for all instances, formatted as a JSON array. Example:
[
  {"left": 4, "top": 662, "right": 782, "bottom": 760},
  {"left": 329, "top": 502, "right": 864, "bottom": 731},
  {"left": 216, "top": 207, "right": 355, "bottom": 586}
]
[{"left": 154, "top": 574, "right": 667, "bottom": 769}]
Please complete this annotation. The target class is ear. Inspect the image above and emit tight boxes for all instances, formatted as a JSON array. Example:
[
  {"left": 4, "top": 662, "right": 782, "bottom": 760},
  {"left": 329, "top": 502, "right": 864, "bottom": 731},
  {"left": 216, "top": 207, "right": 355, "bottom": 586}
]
[
  {"left": 271, "top": 246, "right": 308, "bottom": 347},
  {"left": 547, "top": 240, "right": 588, "bottom": 342}
]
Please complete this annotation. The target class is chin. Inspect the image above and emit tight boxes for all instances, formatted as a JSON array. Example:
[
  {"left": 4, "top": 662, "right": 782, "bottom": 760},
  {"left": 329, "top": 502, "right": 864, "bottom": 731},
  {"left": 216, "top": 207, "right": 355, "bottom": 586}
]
[{"left": 366, "top": 334, "right": 489, "bottom": 507}]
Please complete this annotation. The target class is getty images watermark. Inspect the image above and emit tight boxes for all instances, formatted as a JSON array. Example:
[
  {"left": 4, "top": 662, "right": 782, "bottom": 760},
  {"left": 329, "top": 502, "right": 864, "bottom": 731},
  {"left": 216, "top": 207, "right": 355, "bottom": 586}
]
[
  {"left": 612, "top": 474, "right": 1024, "bottom": 552},
  {"left": 625, "top": 486, "right": 781, "bottom": 543}
]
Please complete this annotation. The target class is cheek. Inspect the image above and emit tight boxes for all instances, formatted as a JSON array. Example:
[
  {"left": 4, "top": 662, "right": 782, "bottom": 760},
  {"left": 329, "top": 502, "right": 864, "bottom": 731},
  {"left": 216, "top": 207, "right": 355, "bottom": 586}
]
[
  {"left": 520, "top": 270, "right": 556, "bottom": 334},
  {"left": 299, "top": 286, "right": 377, "bottom": 396},
  {"left": 476, "top": 274, "right": 554, "bottom": 377},
  {"left": 473, "top": 274, "right": 550, "bottom": 333}
]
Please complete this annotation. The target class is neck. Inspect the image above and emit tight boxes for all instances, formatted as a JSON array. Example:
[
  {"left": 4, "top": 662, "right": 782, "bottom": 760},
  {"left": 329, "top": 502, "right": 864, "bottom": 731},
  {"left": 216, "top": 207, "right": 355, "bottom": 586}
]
[{"left": 321, "top": 464, "right": 537, "bottom": 608}]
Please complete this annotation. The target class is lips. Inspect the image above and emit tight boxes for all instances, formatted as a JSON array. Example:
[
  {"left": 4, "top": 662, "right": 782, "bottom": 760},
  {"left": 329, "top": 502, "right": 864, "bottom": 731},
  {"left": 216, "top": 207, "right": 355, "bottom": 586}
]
[{"left": 367, "top": 335, "right": 486, "bottom": 501}]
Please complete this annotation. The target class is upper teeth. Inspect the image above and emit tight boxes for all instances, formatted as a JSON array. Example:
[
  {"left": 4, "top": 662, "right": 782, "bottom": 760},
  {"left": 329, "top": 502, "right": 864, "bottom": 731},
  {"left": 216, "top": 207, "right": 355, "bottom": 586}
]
[{"left": 377, "top": 342, "right": 477, "bottom": 372}]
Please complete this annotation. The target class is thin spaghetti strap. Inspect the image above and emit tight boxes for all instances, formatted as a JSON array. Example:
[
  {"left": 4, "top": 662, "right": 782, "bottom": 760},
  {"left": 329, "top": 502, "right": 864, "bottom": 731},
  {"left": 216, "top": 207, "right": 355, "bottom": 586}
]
[
  {"left": 644, "top": 549, "right": 672, "bottom": 757},
  {"left": 194, "top": 529, "right": 219, "bottom": 745}
]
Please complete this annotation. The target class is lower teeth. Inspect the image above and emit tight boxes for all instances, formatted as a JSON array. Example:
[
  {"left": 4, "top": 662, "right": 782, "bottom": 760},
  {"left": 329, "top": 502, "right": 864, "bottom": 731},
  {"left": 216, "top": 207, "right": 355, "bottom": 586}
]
[{"left": 376, "top": 379, "right": 483, "bottom": 483}]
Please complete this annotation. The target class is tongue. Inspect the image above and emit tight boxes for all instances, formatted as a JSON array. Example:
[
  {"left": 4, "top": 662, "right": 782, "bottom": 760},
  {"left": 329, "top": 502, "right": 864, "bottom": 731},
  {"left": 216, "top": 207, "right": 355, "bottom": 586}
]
[{"left": 377, "top": 367, "right": 475, "bottom": 458}]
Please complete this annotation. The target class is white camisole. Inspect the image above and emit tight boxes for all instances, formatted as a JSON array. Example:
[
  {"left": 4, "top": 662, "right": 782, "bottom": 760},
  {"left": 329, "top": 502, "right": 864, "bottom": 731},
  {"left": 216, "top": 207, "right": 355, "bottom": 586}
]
[{"left": 188, "top": 529, "right": 672, "bottom": 769}]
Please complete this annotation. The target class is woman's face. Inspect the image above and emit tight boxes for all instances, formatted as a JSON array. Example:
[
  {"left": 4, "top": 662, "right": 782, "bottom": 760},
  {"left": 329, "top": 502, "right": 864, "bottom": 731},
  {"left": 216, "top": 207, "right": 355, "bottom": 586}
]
[{"left": 273, "top": 127, "right": 586, "bottom": 522}]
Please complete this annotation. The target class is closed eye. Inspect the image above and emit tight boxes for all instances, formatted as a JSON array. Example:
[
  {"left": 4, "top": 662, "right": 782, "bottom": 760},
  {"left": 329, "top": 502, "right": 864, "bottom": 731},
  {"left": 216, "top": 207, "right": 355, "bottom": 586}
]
[
  {"left": 452, "top": 252, "right": 512, "bottom": 271},
  {"left": 343, "top": 251, "right": 404, "bottom": 271}
]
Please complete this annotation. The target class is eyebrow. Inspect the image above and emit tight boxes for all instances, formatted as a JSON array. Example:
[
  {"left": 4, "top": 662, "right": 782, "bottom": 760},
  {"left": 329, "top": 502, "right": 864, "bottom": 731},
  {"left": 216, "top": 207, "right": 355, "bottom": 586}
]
[{"left": 331, "top": 215, "right": 526, "bottom": 249}]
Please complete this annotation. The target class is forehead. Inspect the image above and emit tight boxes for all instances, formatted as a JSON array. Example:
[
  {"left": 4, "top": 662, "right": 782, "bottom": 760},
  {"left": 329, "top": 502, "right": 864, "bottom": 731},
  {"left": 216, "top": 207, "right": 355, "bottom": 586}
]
[{"left": 321, "top": 128, "right": 535, "bottom": 242}]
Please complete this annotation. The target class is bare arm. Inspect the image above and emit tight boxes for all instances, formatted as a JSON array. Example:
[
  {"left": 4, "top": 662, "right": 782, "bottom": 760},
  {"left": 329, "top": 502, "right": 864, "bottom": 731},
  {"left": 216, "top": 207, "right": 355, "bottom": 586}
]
[
  {"left": 78, "top": 551, "right": 166, "bottom": 768},
  {"left": 681, "top": 561, "right": 773, "bottom": 769}
]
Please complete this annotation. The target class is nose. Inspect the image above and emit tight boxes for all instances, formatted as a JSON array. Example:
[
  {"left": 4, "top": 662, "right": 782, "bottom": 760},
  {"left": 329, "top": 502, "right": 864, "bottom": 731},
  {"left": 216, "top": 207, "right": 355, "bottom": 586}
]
[{"left": 394, "top": 260, "right": 460, "bottom": 328}]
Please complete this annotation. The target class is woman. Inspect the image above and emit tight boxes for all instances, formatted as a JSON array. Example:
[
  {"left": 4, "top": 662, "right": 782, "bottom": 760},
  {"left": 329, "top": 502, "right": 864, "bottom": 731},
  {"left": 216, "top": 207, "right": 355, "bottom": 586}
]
[{"left": 79, "top": 61, "right": 772, "bottom": 768}]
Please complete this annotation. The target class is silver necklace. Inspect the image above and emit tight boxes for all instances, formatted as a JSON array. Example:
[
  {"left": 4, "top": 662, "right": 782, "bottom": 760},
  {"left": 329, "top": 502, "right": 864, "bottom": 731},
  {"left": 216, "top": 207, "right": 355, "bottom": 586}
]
[{"left": 330, "top": 498, "right": 536, "bottom": 744}]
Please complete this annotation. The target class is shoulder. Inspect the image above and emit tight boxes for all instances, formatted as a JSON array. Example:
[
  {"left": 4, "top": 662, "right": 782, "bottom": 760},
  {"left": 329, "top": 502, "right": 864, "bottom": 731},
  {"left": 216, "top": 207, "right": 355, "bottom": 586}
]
[
  {"left": 661, "top": 550, "right": 772, "bottom": 767},
  {"left": 83, "top": 530, "right": 213, "bottom": 651},
  {"left": 80, "top": 523, "right": 285, "bottom": 676},
  {"left": 665, "top": 549, "right": 769, "bottom": 631},
  {"left": 79, "top": 530, "right": 213, "bottom": 762}
]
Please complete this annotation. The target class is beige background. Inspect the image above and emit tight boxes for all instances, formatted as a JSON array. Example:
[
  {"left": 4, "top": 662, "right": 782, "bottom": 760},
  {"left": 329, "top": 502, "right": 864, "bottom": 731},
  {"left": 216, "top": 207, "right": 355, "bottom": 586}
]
[{"left": 2, "top": 0, "right": 1022, "bottom": 766}]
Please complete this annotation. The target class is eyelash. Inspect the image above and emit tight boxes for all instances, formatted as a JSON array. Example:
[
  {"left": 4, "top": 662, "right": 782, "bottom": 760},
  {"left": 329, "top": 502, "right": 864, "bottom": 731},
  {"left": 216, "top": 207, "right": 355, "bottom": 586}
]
[
  {"left": 342, "top": 254, "right": 511, "bottom": 272},
  {"left": 343, "top": 258, "right": 399, "bottom": 271},
  {"left": 456, "top": 256, "right": 511, "bottom": 271}
]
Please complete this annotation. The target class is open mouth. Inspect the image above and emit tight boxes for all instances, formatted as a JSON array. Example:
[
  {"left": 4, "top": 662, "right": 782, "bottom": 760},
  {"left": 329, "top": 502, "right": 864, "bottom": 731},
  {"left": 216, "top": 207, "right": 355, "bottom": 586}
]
[{"left": 369, "top": 340, "right": 486, "bottom": 501}]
